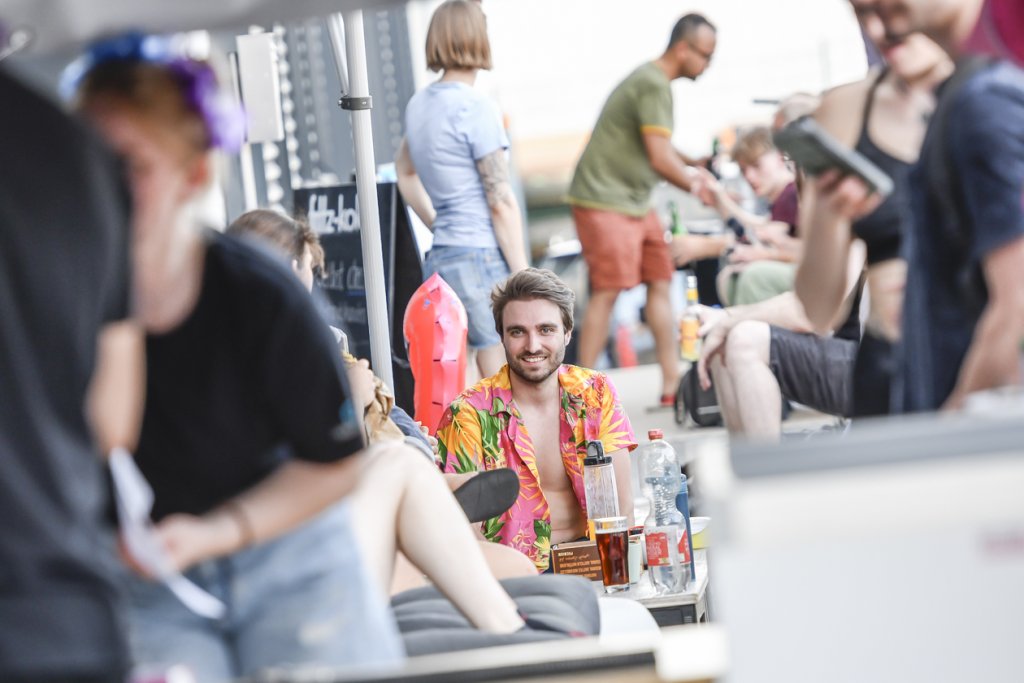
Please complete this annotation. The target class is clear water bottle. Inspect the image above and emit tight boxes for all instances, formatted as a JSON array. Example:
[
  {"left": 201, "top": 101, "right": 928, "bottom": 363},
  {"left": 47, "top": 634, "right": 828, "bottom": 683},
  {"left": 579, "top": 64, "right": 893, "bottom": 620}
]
[
  {"left": 583, "top": 440, "right": 620, "bottom": 536},
  {"left": 639, "top": 429, "right": 691, "bottom": 593}
]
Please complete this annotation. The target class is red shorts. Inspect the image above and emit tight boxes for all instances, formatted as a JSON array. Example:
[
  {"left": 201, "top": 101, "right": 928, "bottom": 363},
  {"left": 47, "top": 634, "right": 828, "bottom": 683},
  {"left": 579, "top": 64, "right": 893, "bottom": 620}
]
[{"left": 572, "top": 206, "right": 674, "bottom": 291}]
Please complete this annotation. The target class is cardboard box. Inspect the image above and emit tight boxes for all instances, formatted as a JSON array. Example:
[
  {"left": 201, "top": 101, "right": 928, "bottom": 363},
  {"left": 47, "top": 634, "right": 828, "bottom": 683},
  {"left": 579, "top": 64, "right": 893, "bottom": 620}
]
[{"left": 550, "top": 539, "right": 602, "bottom": 580}]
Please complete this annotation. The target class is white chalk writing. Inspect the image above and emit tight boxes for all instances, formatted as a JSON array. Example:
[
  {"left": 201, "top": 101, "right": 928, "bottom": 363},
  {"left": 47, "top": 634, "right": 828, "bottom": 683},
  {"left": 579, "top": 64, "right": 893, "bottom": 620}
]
[{"left": 306, "top": 192, "right": 360, "bottom": 235}]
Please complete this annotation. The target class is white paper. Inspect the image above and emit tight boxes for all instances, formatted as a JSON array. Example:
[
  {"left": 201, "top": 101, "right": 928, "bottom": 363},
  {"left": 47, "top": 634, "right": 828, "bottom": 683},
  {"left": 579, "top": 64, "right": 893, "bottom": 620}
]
[{"left": 109, "top": 448, "right": 226, "bottom": 619}]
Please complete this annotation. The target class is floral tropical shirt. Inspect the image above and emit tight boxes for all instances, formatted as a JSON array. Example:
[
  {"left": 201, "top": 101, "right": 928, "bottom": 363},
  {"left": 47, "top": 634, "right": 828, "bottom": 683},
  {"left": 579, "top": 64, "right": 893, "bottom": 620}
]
[{"left": 437, "top": 364, "right": 637, "bottom": 571}]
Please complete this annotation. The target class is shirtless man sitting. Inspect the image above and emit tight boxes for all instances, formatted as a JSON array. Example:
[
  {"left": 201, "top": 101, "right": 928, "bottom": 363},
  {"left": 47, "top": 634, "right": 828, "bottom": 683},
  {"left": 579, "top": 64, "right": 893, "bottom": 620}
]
[{"left": 436, "top": 268, "right": 638, "bottom": 572}]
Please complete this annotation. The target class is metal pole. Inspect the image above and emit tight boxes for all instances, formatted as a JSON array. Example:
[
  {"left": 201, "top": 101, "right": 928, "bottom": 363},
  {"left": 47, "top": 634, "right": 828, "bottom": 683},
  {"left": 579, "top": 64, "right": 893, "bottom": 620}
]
[
  {"left": 326, "top": 14, "right": 349, "bottom": 94},
  {"left": 328, "top": 11, "right": 394, "bottom": 389}
]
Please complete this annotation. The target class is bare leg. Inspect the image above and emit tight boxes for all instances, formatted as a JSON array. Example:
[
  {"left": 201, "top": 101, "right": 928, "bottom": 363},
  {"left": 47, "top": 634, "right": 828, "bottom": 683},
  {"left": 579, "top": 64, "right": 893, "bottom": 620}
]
[
  {"left": 578, "top": 288, "right": 620, "bottom": 368},
  {"left": 350, "top": 442, "right": 524, "bottom": 633},
  {"left": 645, "top": 279, "right": 681, "bottom": 397},
  {"left": 390, "top": 551, "right": 429, "bottom": 593},
  {"left": 475, "top": 343, "right": 506, "bottom": 379},
  {"left": 710, "top": 355, "right": 744, "bottom": 433},
  {"left": 390, "top": 541, "right": 536, "bottom": 595},
  {"left": 721, "top": 321, "right": 782, "bottom": 441}
]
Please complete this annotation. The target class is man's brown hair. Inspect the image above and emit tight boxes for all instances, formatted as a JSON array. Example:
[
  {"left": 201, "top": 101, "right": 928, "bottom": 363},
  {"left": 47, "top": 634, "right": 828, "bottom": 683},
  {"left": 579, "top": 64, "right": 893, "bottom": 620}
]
[
  {"left": 227, "top": 209, "right": 324, "bottom": 272},
  {"left": 491, "top": 268, "right": 576, "bottom": 335},
  {"left": 731, "top": 125, "right": 777, "bottom": 167},
  {"left": 426, "top": 0, "right": 492, "bottom": 72}
]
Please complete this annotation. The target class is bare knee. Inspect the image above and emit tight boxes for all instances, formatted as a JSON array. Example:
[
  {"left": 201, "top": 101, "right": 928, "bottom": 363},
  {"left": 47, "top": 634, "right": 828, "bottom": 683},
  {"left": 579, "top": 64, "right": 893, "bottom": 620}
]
[
  {"left": 588, "top": 289, "right": 620, "bottom": 308},
  {"left": 362, "top": 441, "right": 433, "bottom": 480},
  {"left": 723, "top": 320, "right": 770, "bottom": 367}
]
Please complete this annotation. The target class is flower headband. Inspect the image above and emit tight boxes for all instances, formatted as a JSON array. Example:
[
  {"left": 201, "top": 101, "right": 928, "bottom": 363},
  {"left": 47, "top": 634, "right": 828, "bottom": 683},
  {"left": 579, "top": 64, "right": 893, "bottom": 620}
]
[{"left": 61, "top": 32, "right": 247, "bottom": 153}]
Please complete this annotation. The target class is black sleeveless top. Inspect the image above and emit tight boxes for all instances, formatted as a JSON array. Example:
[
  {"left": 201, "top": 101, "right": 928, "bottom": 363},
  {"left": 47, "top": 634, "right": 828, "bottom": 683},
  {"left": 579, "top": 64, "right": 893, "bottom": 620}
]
[{"left": 851, "top": 69, "right": 912, "bottom": 265}]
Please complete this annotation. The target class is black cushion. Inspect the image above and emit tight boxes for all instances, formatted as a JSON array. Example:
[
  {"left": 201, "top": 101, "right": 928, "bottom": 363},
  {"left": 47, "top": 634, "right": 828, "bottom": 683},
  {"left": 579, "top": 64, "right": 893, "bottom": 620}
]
[{"left": 391, "top": 575, "right": 600, "bottom": 657}]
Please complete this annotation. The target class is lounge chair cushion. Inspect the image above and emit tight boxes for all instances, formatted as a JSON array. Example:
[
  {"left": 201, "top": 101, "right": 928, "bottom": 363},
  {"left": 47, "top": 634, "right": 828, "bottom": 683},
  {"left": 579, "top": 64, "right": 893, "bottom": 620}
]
[{"left": 391, "top": 574, "right": 600, "bottom": 656}]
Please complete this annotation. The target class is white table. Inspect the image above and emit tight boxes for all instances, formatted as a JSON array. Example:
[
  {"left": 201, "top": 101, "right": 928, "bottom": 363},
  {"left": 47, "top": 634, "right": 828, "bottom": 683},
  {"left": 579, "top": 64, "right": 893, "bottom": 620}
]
[{"left": 593, "top": 549, "right": 710, "bottom": 627}]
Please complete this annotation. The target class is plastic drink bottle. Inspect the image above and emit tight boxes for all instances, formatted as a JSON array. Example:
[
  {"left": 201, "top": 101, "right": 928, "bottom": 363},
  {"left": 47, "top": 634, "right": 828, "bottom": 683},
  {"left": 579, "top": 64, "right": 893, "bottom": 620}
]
[
  {"left": 638, "top": 429, "right": 690, "bottom": 593},
  {"left": 583, "top": 440, "right": 620, "bottom": 537},
  {"left": 675, "top": 472, "right": 695, "bottom": 584},
  {"left": 680, "top": 274, "right": 700, "bottom": 362}
]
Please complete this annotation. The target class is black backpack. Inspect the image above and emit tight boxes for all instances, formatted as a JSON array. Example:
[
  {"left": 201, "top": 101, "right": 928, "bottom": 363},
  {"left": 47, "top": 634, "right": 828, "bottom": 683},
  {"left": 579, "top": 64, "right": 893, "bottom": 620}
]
[
  {"left": 674, "top": 367, "right": 723, "bottom": 428},
  {"left": 673, "top": 365, "right": 792, "bottom": 428}
]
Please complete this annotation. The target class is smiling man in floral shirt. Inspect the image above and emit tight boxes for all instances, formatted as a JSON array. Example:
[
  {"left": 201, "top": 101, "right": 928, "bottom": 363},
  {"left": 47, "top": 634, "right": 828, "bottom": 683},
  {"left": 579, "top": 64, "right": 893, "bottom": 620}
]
[{"left": 436, "top": 269, "right": 637, "bottom": 571}]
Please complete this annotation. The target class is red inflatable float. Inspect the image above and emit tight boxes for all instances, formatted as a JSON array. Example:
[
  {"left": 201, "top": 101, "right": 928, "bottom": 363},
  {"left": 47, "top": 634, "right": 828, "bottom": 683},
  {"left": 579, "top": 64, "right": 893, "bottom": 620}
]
[{"left": 403, "top": 273, "right": 468, "bottom": 435}]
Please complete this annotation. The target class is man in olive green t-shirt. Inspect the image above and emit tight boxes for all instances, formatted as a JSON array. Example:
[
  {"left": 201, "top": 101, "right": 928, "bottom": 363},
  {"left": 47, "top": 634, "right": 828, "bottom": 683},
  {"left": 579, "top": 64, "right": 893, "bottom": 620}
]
[{"left": 568, "top": 13, "right": 717, "bottom": 405}]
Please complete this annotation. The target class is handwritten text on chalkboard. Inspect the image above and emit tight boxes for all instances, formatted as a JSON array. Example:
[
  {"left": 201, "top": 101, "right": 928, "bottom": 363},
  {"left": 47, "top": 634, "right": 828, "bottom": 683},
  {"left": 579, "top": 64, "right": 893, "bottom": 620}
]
[{"left": 305, "top": 192, "right": 360, "bottom": 235}]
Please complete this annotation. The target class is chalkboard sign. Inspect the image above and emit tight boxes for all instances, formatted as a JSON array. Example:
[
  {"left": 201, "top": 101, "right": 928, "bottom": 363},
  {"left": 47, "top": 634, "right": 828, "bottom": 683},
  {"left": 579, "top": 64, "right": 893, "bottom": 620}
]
[{"left": 293, "top": 182, "right": 422, "bottom": 413}]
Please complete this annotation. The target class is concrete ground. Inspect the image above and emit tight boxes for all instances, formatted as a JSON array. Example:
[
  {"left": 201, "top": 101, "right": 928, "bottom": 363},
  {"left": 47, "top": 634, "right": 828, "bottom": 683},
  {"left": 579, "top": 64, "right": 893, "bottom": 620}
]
[{"left": 602, "top": 362, "right": 839, "bottom": 451}]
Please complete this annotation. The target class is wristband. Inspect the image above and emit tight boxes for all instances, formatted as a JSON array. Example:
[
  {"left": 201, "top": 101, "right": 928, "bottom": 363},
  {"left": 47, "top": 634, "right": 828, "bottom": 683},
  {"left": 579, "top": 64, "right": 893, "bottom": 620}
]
[{"left": 725, "top": 217, "right": 746, "bottom": 239}]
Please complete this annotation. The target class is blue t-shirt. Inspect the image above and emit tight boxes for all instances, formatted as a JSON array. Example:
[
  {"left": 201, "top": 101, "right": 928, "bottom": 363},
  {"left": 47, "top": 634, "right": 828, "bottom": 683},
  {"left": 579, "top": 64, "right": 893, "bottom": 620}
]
[
  {"left": 405, "top": 81, "right": 508, "bottom": 248},
  {"left": 897, "top": 61, "right": 1024, "bottom": 412}
]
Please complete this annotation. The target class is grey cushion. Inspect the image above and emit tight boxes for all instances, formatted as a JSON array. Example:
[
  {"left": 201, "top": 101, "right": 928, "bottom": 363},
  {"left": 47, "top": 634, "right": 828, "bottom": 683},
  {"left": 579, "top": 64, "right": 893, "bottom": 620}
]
[{"left": 391, "top": 575, "right": 600, "bottom": 657}]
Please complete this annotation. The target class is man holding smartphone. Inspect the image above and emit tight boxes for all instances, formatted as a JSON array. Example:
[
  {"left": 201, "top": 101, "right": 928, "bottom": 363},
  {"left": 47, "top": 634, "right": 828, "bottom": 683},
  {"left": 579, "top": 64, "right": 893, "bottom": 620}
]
[{"left": 567, "top": 13, "right": 717, "bottom": 408}]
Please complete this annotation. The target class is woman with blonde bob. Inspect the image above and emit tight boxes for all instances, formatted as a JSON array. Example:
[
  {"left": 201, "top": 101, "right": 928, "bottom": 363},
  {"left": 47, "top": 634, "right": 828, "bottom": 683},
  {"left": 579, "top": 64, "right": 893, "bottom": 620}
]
[{"left": 397, "top": 0, "right": 528, "bottom": 381}]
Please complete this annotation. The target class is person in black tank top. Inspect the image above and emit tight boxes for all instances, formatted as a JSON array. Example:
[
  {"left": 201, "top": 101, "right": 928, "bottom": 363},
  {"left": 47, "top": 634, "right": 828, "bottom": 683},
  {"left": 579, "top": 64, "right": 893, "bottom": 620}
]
[
  {"left": 795, "top": 6, "right": 952, "bottom": 417},
  {"left": 849, "top": 69, "right": 914, "bottom": 416},
  {"left": 851, "top": 69, "right": 913, "bottom": 267}
]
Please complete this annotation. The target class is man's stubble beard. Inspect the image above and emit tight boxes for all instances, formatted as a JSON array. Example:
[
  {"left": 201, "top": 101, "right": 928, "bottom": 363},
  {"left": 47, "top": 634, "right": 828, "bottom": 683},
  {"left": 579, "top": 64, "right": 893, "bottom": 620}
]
[{"left": 507, "top": 345, "right": 566, "bottom": 386}]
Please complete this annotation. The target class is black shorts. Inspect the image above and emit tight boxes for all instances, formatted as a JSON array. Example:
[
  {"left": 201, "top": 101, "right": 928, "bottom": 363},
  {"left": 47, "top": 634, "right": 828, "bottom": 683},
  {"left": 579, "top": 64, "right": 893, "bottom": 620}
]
[
  {"left": 768, "top": 326, "right": 857, "bottom": 418},
  {"left": 853, "top": 331, "right": 896, "bottom": 417}
]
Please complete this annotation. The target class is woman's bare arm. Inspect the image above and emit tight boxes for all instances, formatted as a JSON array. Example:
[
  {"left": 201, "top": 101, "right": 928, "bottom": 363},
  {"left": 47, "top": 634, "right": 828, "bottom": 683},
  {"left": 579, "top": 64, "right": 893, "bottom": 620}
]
[
  {"left": 86, "top": 321, "right": 145, "bottom": 455},
  {"left": 476, "top": 149, "right": 529, "bottom": 272},
  {"left": 794, "top": 80, "right": 877, "bottom": 333}
]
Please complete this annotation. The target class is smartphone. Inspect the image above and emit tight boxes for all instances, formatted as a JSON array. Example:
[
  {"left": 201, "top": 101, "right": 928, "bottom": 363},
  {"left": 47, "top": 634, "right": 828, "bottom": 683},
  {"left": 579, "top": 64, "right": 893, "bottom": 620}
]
[{"left": 773, "top": 116, "right": 894, "bottom": 198}]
